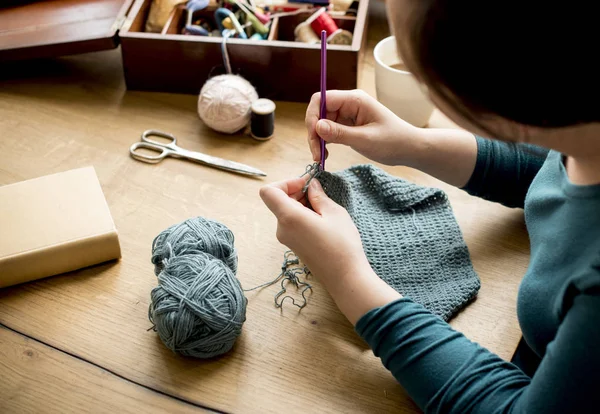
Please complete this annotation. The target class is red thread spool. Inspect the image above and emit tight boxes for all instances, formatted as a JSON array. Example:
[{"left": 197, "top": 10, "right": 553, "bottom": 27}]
[{"left": 308, "top": 8, "right": 339, "bottom": 37}]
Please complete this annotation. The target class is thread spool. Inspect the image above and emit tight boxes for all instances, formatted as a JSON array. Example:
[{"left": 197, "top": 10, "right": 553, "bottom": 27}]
[
  {"left": 302, "top": 7, "right": 353, "bottom": 45},
  {"left": 327, "top": 29, "right": 353, "bottom": 45},
  {"left": 307, "top": 8, "right": 336, "bottom": 37},
  {"left": 250, "top": 98, "right": 276, "bottom": 141},
  {"left": 304, "top": 8, "right": 326, "bottom": 32},
  {"left": 294, "top": 21, "right": 320, "bottom": 44}
]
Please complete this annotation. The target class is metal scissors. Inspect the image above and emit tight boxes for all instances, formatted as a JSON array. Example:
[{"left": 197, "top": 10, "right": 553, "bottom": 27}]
[{"left": 129, "top": 130, "right": 266, "bottom": 177}]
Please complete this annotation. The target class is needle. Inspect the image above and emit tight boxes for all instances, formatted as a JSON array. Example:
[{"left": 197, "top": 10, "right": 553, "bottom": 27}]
[{"left": 319, "top": 30, "right": 327, "bottom": 171}]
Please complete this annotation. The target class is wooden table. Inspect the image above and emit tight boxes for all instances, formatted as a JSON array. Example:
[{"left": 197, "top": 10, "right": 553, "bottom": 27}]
[{"left": 0, "top": 3, "right": 530, "bottom": 413}]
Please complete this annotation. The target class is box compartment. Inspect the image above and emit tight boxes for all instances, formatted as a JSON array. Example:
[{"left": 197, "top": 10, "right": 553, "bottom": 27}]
[{"left": 0, "top": 0, "right": 368, "bottom": 102}]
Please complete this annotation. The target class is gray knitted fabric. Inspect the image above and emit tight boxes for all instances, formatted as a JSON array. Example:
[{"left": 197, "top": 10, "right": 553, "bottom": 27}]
[{"left": 317, "top": 164, "right": 480, "bottom": 321}]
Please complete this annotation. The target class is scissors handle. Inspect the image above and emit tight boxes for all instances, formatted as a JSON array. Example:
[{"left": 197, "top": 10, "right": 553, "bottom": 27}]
[
  {"left": 129, "top": 130, "right": 178, "bottom": 163},
  {"left": 129, "top": 142, "right": 172, "bottom": 163},
  {"left": 142, "top": 130, "right": 178, "bottom": 148}
]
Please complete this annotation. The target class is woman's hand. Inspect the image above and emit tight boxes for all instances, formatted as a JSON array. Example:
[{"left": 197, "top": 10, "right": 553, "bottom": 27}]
[
  {"left": 307, "top": 89, "right": 480, "bottom": 188},
  {"left": 259, "top": 176, "right": 402, "bottom": 325},
  {"left": 306, "top": 89, "right": 426, "bottom": 166},
  {"left": 259, "top": 176, "right": 369, "bottom": 280}
]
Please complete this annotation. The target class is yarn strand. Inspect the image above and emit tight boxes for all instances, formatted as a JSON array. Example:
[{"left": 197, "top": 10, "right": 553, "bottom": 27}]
[
  {"left": 273, "top": 267, "right": 313, "bottom": 309},
  {"left": 301, "top": 162, "right": 323, "bottom": 193},
  {"left": 243, "top": 250, "right": 299, "bottom": 291},
  {"left": 244, "top": 250, "right": 313, "bottom": 309},
  {"left": 221, "top": 29, "right": 234, "bottom": 74}
]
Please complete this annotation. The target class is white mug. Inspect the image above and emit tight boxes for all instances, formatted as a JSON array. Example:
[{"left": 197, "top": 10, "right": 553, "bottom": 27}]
[{"left": 374, "top": 36, "right": 435, "bottom": 127}]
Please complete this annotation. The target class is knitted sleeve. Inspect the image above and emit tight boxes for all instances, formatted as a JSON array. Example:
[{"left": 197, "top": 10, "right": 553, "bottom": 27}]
[
  {"left": 461, "top": 136, "right": 548, "bottom": 208},
  {"left": 355, "top": 295, "right": 600, "bottom": 413}
]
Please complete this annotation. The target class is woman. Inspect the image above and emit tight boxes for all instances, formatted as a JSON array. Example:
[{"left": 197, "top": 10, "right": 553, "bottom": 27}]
[{"left": 259, "top": 0, "right": 599, "bottom": 412}]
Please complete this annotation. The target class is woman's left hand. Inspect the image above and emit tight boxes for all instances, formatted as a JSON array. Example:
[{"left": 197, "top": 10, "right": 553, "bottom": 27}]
[
  {"left": 259, "top": 176, "right": 369, "bottom": 284},
  {"left": 259, "top": 176, "right": 403, "bottom": 324}
]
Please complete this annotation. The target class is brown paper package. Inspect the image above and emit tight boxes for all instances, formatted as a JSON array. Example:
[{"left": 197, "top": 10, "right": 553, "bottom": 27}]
[{"left": 0, "top": 167, "right": 121, "bottom": 288}]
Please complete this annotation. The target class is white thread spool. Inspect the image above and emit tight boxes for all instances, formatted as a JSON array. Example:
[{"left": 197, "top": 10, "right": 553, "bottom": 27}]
[
  {"left": 294, "top": 21, "right": 320, "bottom": 44},
  {"left": 327, "top": 29, "right": 353, "bottom": 45},
  {"left": 197, "top": 74, "right": 259, "bottom": 134}
]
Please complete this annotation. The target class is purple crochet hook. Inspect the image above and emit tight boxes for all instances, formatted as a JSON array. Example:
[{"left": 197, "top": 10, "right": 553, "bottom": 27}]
[{"left": 319, "top": 30, "right": 327, "bottom": 171}]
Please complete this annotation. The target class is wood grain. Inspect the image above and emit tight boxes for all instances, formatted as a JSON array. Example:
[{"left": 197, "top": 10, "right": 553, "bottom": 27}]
[
  {"left": 0, "top": 1, "right": 529, "bottom": 413},
  {"left": 119, "top": 0, "right": 368, "bottom": 102},
  {"left": 0, "top": 326, "right": 211, "bottom": 414},
  {"left": 0, "top": 0, "right": 133, "bottom": 61}
]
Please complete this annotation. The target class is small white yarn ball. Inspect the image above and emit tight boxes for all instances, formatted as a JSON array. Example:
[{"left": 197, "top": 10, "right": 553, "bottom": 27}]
[{"left": 197, "top": 74, "right": 259, "bottom": 134}]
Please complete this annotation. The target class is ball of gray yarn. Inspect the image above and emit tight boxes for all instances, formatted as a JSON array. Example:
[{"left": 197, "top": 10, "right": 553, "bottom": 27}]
[
  {"left": 151, "top": 216, "right": 238, "bottom": 275},
  {"left": 149, "top": 217, "right": 246, "bottom": 358}
]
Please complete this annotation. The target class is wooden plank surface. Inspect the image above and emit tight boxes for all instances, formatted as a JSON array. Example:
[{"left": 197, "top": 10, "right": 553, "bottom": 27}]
[
  {"left": 0, "top": 0, "right": 133, "bottom": 61},
  {"left": 0, "top": 326, "right": 210, "bottom": 413},
  {"left": 0, "top": 2, "right": 529, "bottom": 413}
]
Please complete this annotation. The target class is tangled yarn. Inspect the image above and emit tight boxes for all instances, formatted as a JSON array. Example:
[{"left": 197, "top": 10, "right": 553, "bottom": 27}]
[
  {"left": 244, "top": 250, "right": 313, "bottom": 309},
  {"left": 149, "top": 217, "right": 247, "bottom": 358}
]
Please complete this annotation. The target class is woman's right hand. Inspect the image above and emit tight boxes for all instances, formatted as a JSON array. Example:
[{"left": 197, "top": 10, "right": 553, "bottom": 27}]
[{"left": 306, "top": 89, "right": 426, "bottom": 165}]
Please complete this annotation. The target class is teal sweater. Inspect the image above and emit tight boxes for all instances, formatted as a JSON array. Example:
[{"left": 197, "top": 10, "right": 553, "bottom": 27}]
[{"left": 356, "top": 136, "right": 600, "bottom": 413}]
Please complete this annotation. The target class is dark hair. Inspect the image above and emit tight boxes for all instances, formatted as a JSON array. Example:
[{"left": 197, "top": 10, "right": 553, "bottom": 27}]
[{"left": 401, "top": 1, "right": 599, "bottom": 128}]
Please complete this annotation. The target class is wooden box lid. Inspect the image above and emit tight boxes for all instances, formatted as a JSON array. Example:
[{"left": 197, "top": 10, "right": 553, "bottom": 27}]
[{"left": 0, "top": 0, "right": 134, "bottom": 61}]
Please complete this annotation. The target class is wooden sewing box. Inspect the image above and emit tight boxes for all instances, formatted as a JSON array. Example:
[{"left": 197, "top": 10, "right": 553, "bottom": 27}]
[{"left": 0, "top": 0, "right": 369, "bottom": 102}]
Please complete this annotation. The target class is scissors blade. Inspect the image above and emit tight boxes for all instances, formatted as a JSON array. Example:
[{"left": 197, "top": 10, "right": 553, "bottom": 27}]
[
  {"left": 177, "top": 147, "right": 267, "bottom": 177},
  {"left": 210, "top": 158, "right": 267, "bottom": 177}
]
